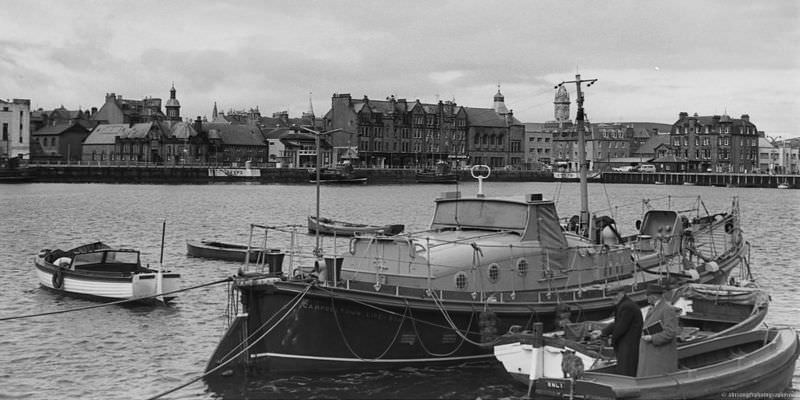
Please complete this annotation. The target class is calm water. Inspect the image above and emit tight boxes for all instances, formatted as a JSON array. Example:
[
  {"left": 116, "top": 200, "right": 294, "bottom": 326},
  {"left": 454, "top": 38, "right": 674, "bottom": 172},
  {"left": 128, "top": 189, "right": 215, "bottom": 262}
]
[{"left": 0, "top": 181, "right": 798, "bottom": 399}]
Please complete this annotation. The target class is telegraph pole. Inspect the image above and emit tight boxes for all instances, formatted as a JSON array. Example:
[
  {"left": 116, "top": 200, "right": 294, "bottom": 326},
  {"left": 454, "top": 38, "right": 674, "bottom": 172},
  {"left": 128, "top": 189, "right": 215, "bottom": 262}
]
[{"left": 555, "top": 74, "right": 597, "bottom": 235}]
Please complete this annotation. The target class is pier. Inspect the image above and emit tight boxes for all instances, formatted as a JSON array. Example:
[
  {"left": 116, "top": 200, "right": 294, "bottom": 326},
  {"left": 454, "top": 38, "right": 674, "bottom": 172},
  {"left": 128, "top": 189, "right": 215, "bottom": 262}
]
[{"left": 602, "top": 171, "right": 798, "bottom": 188}]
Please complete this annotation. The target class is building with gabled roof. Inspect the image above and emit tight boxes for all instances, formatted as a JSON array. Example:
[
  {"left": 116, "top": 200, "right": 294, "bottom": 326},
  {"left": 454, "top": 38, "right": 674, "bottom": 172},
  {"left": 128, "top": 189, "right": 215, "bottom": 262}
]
[
  {"left": 91, "top": 85, "right": 181, "bottom": 125},
  {"left": 669, "top": 112, "right": 759, "bottom": 173},
  {"left": 1, "top": 98, "right": 31, "bottom": 161},
  {"left": 31, "top": 121, "right": 90, "bottom": 162},
  {"left": 323, "top": 93, "right": 470, "bottom": 168},
  {"left": 463, "top": 87, "right": 525, "bottom": 169}
]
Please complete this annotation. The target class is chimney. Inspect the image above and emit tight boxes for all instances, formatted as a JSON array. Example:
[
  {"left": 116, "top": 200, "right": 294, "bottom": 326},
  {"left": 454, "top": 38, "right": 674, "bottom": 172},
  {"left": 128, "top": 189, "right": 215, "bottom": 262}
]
[
  {"left": 740, "top": 114, "right": 750, "bottom": 122},
  {"left": 194, "top": 116, "right": 202, "bottom": 133},
  {"left": 91, "top": 107, "right": 97, "bottom": 115}
]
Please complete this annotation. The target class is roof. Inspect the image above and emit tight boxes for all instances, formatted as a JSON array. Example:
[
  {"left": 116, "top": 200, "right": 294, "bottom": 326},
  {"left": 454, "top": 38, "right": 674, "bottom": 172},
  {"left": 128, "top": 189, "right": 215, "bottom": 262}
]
[
  {"left": 203, "top": 123, "right": 264, "bottom": 146},
  {"left": 83, "top": 124, "right": 133, "bottom": 145},
  {"left": 32, "top": 122, "right": 89, "bottom": 136},
  {"left": 464, "top": 107, "right": 522, "bottom": 127},
  {"left": 632, "top": 134, "right": 671, "bottom": 155}
]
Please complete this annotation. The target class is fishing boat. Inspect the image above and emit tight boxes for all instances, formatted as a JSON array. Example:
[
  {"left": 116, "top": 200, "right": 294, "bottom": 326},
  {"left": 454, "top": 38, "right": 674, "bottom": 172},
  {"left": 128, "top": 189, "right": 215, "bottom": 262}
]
[
  {"left": 308, "top": 162, "right": 367, "bottom": 184},
  {"left": 504, "top": 327, "right": 798, "bottom": 399},
  {"left": 307, "top": 216, "right": 404, "bottom": 237},
  {"left": 204, "top": 76, "right": 752, "bottom": 377},
  {"left": 187, "top": 240, "right": 285, "bottom": 265},
  {"left": 416, "top": 161, "right": 459, "bottom": 184},
  {"left": 33, "top": 242, "right": 180, "bottom": 304},
  {"left": 493, "top": 282, "right": 770, "bottom": 381}
]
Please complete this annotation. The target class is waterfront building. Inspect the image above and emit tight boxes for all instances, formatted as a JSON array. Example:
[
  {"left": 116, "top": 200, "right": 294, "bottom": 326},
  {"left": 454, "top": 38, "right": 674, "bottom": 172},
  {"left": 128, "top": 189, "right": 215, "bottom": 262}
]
[
  {"left": 589, "top": 123, "right": 634, "bottom": 171},
  {"left": 465, "top": 88, "right": 525, "bottom": 169},
  {"left": 669, "top": 112, "right": 759, "bottom": 173},
  {"left": 323, "top": 93, "right": 469, "bottom": 169},
  {"left": 761, "top": 136, "right": 800, "bottom": 174},
  {"left": 523, "top": 122, "right": 551, "bottom": 169},
  {"left": 91, "top": 85, "right": 180, "bottom": 125},
  {"left": 0, "top": 98, "right": 31, "bottom": 163},
  {"left": 262, "top": 126, "right": 332, "bottom": 168},
  {"left": 202, "top": 122, "right": 268, "bottom": 165},
  {"left": 30, "top": 122, "right": 91, "bottom": 163}
]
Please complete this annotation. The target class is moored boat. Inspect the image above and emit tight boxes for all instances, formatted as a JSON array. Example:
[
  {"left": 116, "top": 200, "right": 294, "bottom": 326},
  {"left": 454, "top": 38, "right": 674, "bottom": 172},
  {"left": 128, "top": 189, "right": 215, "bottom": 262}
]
[
  {"left": 308, "top": 162, "right": 367, "bottom": 184},
  {"left": 186, "top": 240, "right": 285, "bottom": 265},
  {"left": 204, "top": 76, "right": 753, "bottom": 377},
  {"left": 415, "top": 161, "right": 459, "bottom": 184},
  {"left": 510, "top": 328, "right": 799, "bottom": 399},
  {"left": 493, "top": 282, "right": 770, "bottom": 381},
  {"left": 778, "top": 181, "right": 789, "bottom": 189},
  {"left": 33, "top": 242, "right": 180, "bottom": 304},
  {"left": 307, "top": 216, "right": 404, "bottom": 237}
]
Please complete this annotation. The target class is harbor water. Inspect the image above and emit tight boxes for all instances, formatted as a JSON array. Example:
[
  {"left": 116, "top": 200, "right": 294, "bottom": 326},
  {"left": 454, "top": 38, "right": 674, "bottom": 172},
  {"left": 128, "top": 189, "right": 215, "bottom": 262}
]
[{"left": 0, "top": 182, "right": 798, "bottom": 399}]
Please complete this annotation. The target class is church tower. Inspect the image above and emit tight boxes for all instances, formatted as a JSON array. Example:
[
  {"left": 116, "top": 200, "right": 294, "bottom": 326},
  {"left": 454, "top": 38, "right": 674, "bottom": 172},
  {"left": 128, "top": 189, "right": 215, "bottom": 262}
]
[
  {"left": 212, "top": 102, "right": 218, "bottom": 120},
  {"left": 165, "top": 83, "right": 181, "bottom": 121},
  {"left": 554, "top": 85, "right": 570, "bottom": 122}
]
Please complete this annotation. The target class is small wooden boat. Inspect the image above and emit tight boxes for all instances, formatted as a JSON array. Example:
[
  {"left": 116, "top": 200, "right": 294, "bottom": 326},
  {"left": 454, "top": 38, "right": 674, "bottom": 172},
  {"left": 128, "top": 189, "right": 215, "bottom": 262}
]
[
  {"left": 308, "top": 164, "right": 367, "bottom": 184},
  {"left": 415, "top": 161, "right": 459, "bottom": 184},
  {"left": 33, "top": 242, "right": 180, "bottom": 304},
  {"left": 494, "top": 283, "right": 770, "bottom": 383},
  {"left": 186, "top": 240, "right": 285, "bottom": 267},
  {"left": 307, "top": 215, "right": 404, "bottom": 237},
  {"left": 778, "top": 181, "right": 790, "bottom": 189},
  {"left": 515, "top": 328, "right": 798, "bottom": 399}
]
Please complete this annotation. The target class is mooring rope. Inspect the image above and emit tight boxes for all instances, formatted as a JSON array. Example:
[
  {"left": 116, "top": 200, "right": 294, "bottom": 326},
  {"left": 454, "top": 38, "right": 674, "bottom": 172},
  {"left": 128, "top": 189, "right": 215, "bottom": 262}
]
[
  {"left": 330, "top": 295, "right": 409, "bottom": 360},
  {"left": 145, "top": 283, "right": 312, "bottom": 400},
  {"left": 0, "top": 277, "right": 232, "bottom": 322}
]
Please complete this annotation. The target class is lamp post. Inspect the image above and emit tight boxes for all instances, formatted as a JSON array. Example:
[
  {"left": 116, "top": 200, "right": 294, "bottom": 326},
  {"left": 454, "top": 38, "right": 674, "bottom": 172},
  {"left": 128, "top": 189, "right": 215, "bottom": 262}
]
[{"left": 296, "top": 125, "right": 342, "bottom": 257}]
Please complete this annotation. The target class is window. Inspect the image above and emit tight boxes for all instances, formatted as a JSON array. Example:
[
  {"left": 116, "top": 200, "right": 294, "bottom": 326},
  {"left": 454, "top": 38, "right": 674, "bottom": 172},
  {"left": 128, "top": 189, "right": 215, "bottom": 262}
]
[
  {"left": 488, "top": 264, "right": 500, "bottom": 283},
  {"left": 454, "top": 272, "right": 468, "bottom": 289},
  {"left": 2, "top": 123, "right": 7, "bottom": 141}
]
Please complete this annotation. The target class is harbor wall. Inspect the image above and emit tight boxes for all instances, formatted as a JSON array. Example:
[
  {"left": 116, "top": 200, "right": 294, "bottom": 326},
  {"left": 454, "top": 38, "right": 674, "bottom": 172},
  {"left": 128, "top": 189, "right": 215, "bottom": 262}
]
[{"left": 17, "top": 165, "right": 799, "bottom": 188}]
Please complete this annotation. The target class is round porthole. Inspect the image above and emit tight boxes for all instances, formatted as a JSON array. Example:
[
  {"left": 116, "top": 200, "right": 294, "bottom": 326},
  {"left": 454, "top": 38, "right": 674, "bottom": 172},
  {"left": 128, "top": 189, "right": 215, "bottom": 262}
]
[
  {"left": 455, "top": 272, "right": 468, "bottom": 289},
  {"left": 516, "top": 259, "right": 528, "bottom": 276},
  {"left": 488, "top": 263, "right": 500, "bottom": 283}
]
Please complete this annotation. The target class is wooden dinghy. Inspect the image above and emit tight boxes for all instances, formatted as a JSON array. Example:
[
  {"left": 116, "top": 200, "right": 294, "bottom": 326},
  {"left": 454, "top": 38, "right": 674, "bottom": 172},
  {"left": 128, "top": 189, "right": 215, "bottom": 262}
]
[
  {"left": 186, "top": 240, "right": 285, "bottom": 266},
  {"left": 494, "top": 283, "right": 770, "bottom": 383},
  {"left": 33, "top": 242, "right": 180, "bottom": 304},
  {"left": 307, "top": 216, "right": 404, "bottom": 237},
  {"left": 523, "top": 328, "right": 799, "bottom": 399}
]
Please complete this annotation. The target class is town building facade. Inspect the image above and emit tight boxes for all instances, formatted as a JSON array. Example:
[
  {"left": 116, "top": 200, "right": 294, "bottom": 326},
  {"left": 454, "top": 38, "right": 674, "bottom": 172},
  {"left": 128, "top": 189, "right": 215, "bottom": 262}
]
[
  {"left": 465, "top": 89, "right": 525, "bottom": 169},
  {"left": 1, "top": 98, "right": 31, "bottom": 163},
  {"left": 669, "top": 112, "right": 759, "bottom": 173}
]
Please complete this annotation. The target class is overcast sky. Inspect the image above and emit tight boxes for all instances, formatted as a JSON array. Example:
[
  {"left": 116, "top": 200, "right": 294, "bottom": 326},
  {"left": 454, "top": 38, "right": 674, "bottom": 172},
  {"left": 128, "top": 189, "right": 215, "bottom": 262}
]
[{"left": 2, "top": 0, "right": 798, "bottom": 137}]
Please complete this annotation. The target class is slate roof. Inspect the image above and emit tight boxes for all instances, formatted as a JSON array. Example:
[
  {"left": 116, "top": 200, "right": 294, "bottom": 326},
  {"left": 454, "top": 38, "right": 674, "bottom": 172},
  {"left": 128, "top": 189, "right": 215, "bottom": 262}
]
[
  {"left": 632, "top": 134, "right": 671, "bottom": 155},
  {"left": 203, "top": 123, "right": 264, "bottom": 146},
  {"left": 464, "top": 107, "right": 522, "bottom": 127},
  {"left": 32, "top": 122, "right": 88, "bottom": 136},
  {"left": 83, "top": 124, "right": 133, "bottom": 145}
]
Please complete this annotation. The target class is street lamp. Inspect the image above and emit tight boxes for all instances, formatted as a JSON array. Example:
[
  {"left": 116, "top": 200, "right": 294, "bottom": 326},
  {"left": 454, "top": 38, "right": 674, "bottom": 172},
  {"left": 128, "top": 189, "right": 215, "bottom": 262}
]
[{"left": 296, "top": 125, "right": 342, "bottom": 258}]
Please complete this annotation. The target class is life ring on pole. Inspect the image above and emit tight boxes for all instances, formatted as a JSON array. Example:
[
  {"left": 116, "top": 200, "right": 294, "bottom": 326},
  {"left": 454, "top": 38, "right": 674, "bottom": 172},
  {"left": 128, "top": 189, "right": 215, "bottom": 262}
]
[{"left": 52, "top": 269, "right": 64, "bottom": 289}]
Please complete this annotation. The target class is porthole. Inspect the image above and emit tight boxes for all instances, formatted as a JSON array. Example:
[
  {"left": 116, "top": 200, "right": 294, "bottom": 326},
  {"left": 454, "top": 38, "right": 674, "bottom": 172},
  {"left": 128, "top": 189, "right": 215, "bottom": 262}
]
[
  {"left": 516, "top": 259, "right": 528, "bottom": 277},
  {"left": 455, "top": 272, "right": 468, "bottom": 289},
  {"left": 488, "top": 263, "right": 500, "bottom": 283}
]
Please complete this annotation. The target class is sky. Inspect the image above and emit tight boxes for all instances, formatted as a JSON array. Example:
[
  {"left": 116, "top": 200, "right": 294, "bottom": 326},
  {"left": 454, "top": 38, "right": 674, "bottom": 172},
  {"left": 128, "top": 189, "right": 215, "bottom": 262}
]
[{"left": 1, "top": 0, "right": 798, "bottom": 138}]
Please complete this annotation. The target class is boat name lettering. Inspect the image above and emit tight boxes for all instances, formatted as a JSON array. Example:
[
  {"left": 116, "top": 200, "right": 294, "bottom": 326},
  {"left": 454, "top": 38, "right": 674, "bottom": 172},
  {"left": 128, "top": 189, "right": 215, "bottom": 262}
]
[{"left": 301, "top": 303, "right": 401, "bottom": 321}]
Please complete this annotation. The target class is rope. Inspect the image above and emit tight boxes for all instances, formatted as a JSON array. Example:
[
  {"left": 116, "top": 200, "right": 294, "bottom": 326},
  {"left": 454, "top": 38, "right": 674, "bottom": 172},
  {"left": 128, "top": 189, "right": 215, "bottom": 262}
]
[
  {"left": 0, "top": 277, "right": 232, "bottom": 322},
  {"left": 407, "top": 305, "right": 472, "bottom": 357},
  {"left": 145, "top": 284, "right": 312, "bottom": 400},
  {"left": 330, "top": 295, "right": 408, "bottom": 360},
  {"left": 428, "top": 290, "right": 501, "bottom": 347}
]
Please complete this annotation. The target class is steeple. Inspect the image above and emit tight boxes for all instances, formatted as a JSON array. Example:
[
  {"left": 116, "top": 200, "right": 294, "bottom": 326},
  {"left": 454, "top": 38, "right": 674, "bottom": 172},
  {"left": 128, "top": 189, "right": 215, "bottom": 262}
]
[
  {"left": 302, "top": 91, "right": 316, "bottom": 125},
  {"left": 493, "top": 84, "right": 509, "bottom": 115},
  {"left": 212, "top": 102, "right": 218, "bottom": 119},
  {"left": 554, "top": 85, "right": 570, "bottom": 122}
]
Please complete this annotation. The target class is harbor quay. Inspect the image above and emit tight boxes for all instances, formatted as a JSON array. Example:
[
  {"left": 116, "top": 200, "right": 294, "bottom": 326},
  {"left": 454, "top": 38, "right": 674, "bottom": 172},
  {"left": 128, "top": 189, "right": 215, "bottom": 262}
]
[{"left": 15, "top": 164, "right": 798, "bottom": 188}]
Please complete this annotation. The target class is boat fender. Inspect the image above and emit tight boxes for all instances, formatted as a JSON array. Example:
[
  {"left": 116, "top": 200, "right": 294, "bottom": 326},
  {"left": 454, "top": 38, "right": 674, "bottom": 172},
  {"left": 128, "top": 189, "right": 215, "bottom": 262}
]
[
  {"left": 348, "top": 238, "right": 357, "bottom": 255},
  {"left": 686, "top": 269, "right": 700, "bottom": 281},
  {"left": 732, "top": 230, "right": 743, "bottom": 247},
  {"left": 52, "top": 269, "right": 64, "bottom": 289},
  {"left": 703, "top": 261, "right": 719, "bottom": 273},
  {"left": 38, "top": 249, "right": 50, "bottom": 258}
]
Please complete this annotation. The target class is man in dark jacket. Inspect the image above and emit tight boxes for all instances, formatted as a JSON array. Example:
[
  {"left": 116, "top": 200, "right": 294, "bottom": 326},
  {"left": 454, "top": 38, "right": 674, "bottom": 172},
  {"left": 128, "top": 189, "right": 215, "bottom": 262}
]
[{"left": 591, "top": 289, "right": 643, "bottom": 376}]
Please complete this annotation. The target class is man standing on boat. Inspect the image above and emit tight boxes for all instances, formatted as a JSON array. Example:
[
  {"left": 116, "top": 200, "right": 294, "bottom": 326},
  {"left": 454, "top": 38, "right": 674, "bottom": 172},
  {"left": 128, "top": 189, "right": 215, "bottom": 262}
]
[
  {"left": 637, "top": 284, "right": 679, "bottom": 376},
  {"left": 591, "top": 288, "right": 643, "bottom": 376}
]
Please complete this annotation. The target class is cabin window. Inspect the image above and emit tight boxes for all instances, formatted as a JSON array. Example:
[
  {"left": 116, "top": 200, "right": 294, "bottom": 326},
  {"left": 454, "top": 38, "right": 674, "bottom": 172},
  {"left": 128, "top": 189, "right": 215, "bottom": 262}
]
[
  {"left": 516, "top": 259, "right": 528, "bottom": 276},
  {"left": 454, "top": 272, "right": 468, "bottom": 289},
  {"left": 488, "top": 264, "right": 500, "bottom": 283}
]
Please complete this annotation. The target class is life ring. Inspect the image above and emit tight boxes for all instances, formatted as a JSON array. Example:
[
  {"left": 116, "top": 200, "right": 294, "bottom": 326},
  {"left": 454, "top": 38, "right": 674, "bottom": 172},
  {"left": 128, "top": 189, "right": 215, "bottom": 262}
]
[
  {"left": 724, "top": 221, "right": 734, "bottom": 234},
  {"left": 52, "top": 269, "right": 64, "bottom": 289}
]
